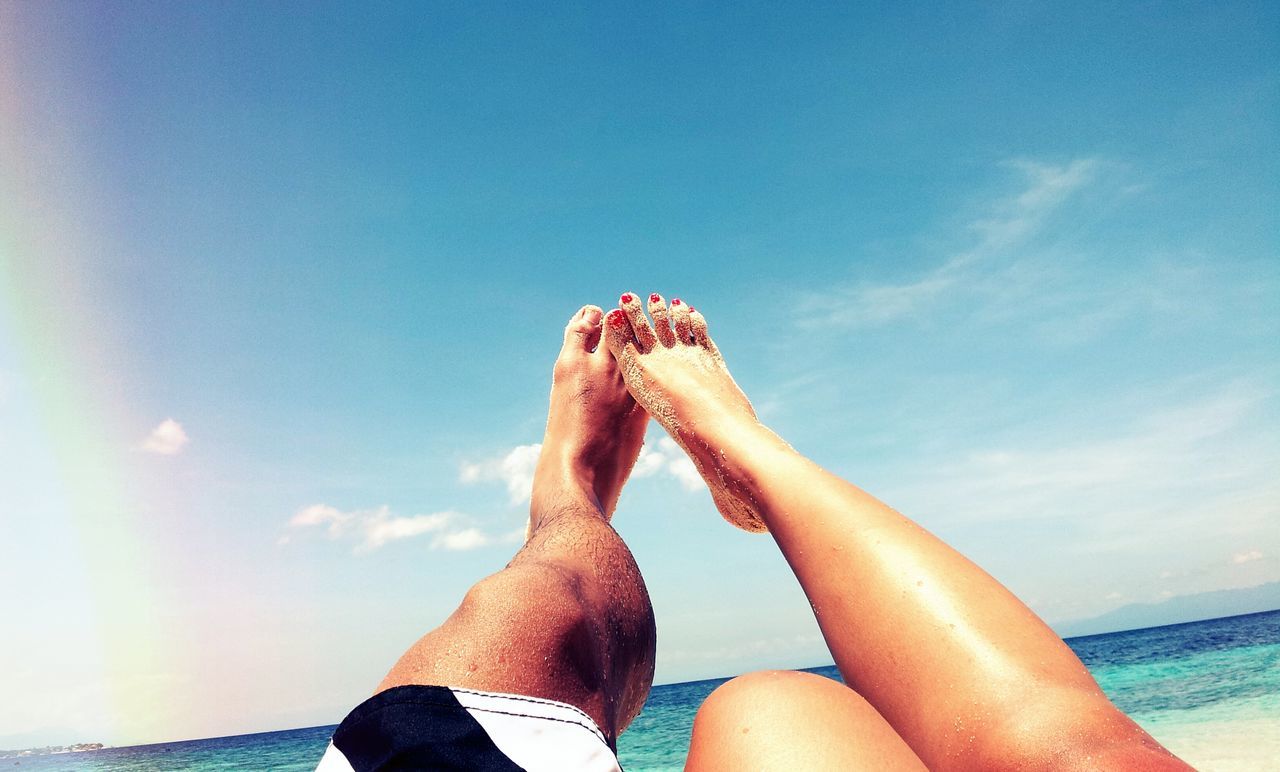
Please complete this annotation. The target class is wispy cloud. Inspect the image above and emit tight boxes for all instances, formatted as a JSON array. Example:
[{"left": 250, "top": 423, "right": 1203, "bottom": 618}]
[
  {"left": 799, "top": 158, "right": 1100, "bottom": 329},
  {"left": 434, "top": 527, "right": 491, "bottom": 551},
  {"left": 888, "top": 382, "right": 1278, "bottom": 538},
  {"left": 283, "top": 504, "right": 493, "bottom": 554},
  {"left": 140, "top": 418, "right": 189, "bottom": 455},
  {"left": 784, "top": 155, "right": 1276, "bottom": 364},
  {"left": 971, "top": 158, "right": 1099, "bottom": 251}
]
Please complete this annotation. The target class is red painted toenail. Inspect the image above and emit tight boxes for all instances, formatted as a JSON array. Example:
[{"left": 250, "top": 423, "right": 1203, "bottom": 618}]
[
  {"left": 672, "top": 298, "right": 682, "bottom": 306},
  {"left": 620, "top": 293, "right": 633, "bottom": 304},
  {"left": 607, "top": 310, "right": 626, "bottom": 328},
  {"left": 689, "top": 306, "right": 696, "bottom": 313},
  {"left": 649, "top": 293, "right": 661, "bottom": 304}
]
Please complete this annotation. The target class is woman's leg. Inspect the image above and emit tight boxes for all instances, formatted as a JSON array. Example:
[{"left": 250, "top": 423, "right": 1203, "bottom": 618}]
[
  {"left": 604, "top": 293, "right": 1189, "bottom": 770},
  {"left": 686, "top": 670, "right": 925, "bottom": 771},
  {"left": 379, "top": 306, "right": 656, "bottom": 742}
]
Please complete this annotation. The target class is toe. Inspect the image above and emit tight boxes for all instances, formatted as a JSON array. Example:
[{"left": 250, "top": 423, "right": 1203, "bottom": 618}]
[
  {"left": 619, "top": 292, "right": 657, "bottom": 352},
  {"left": 563, "top": 305, "right": 604, "bottom": 352},
  {"left": 689, "top": 308, "right": 716, "bottom": 352},
  {"left": 603, "top": 308, "right": 639, "bottom": 362},
  {"left": 648, "top": 293, "right": 677, "bottom": 348},
  {"left": 671, "top": 298, "right": 694, "bottom": 345}
]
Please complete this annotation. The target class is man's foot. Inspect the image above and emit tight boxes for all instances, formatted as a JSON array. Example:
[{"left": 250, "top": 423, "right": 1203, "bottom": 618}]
[
  {"left": 529, "top": 305, "right": 650, "bottom": 532},
  {"left": 602, "top": 292, "right": 774, "bottom": 532}
]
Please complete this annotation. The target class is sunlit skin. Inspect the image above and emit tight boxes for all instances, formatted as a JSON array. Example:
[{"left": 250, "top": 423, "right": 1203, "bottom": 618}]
[
  {"left": 371, "top": 293, "right": 1190, "bottom": 769},
  {"left": 604, "top": 292, "right": 1192, "bottom": 771}
]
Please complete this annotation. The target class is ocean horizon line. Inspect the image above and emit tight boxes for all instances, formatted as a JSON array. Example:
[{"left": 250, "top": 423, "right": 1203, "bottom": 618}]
[{"left": 16, "top": 606, "right": 1277, "bottom": 758}]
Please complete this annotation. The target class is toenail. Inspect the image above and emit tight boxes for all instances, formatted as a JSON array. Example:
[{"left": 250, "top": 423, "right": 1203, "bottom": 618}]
[
  {"left": 607, "top": 309, "right": 627, "bottom": 328},
  {"left": 620, "top": 293, "right": 633, "bottom": 304},
  {"left": 649, "top": 293, "right": 661, "bottom": 304},
  {"left": 689, "top": 306, "right": 696, "bottom": 313},
  {"left": 672, "top": 298, "right": 682, "bottom": 306}
]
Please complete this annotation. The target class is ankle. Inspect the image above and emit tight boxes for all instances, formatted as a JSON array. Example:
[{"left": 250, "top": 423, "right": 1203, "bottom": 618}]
[
  {"left": 534, "top": 444, "right": 602, "bottom": 494},
  {"left": 529, "top": 473, "right": 608, "bottom": 533},
  {"left": 691, "top": 418, "right": 793, "bottom": 493}
]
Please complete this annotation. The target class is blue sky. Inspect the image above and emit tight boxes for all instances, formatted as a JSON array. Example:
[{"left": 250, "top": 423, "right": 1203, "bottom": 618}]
[{"left": 1, "top": 0, "right": 1277, "bottom": 748}]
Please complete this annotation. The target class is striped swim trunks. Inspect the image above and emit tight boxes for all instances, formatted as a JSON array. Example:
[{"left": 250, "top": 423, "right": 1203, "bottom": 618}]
[{"left": 316, "top": 685, "right": 622, "bottom": 771}]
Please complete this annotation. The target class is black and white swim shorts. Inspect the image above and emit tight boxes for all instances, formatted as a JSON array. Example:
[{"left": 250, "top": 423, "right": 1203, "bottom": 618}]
[{"left": 315, "top": 685, "right": 622, "bottom": 771}]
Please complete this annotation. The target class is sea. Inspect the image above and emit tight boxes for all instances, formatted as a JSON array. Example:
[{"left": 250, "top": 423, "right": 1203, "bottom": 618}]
[{"left": 10, "top": 610, "right": 1278, "bottom": 771}]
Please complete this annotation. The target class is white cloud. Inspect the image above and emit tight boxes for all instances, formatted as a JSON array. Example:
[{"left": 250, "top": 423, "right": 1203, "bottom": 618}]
[
  {"left": 1232, "top": 549, "right": 1263, "bottom": 565},
  {"left": 433, "top": 528, "right": 490, "bottom": 551},
  {"left": 285, "top": 504, "right": 492, "bottom": 554},
  {"left": 361, "top": 510, "right": 453, "bottom": 552},
  {"left": 140, "top": 418, "right": 189, "bottom": 455},
  {"left": 632, "top": 444, "right": 667, "bottom": 477},
  {"left": 632, "top": 437, "right": 703, "bottom": 491},
  {"left": 289, "top": 504, "right": 350, "bottom": 538},
  {"left": 460, "top": 443, "right": 542, "bottom": 505},
  {"left": 461, "top": 437, "right": 707, "bottom": 501}
]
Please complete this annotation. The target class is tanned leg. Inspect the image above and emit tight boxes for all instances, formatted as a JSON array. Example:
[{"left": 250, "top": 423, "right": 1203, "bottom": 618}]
[
  {"left": 379, "top": 305, "right": 656, "bottom": 744},
  {"left": 604, "top": 292, "right": 1189, "bottom": 771},
  {"left": 686, "top": 670, "right": 926, "bottom": 771}
]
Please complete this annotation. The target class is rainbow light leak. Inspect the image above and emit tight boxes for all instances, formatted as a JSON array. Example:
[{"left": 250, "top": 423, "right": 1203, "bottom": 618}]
[{"left": 1, "top": 16, "right": 181, "bottom": 742}]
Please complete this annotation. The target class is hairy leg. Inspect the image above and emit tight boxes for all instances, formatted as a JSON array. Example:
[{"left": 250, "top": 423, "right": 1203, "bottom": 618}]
[
  {"left": 604, "top": 293, "right": 1189, "bottom": 771},
  {"left": 379, "top": 306, "right": 656, "bottom": 742},
  {"left": 686, "top": 670, "right": 925, "bottom": 771}
]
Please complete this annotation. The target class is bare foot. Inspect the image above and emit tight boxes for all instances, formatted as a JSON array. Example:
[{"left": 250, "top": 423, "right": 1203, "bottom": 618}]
[
  {"left": 602, "top": 292, "right": 774, "bottom": 532},
  {"left": 529, "top": 305, "right": 650, "bottom": 533}
]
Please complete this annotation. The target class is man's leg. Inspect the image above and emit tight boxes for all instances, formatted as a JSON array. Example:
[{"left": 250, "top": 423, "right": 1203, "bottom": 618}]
[{"left": 378, "top": 306, "right": 656, "bottom": 743}]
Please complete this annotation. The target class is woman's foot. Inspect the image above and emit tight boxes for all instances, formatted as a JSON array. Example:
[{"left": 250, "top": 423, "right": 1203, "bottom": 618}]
[
  {"left": 602, "top": 292, "right": 777, "bottom": 532},
  {"left": 529, "top": 305, "right": 650, "bottom": 532}
]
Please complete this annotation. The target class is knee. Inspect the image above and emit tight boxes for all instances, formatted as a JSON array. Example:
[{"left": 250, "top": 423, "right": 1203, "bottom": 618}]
[
  {"left": 696, "top": 670, "right": 835, "bottom": 726},
  {"left": 688, "top": 671, "right": 923, "bottom": 771},
  {"left": 459, "top": 563, "right": 591, "bottom": 633},
  {"left": 689, "top": 671, "right": 828, "bottom": 770}
]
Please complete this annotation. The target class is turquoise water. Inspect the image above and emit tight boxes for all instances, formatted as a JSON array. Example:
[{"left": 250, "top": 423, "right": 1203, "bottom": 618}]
[{"left": 11, "top": 610, "right": 1278, "bottom": 770}]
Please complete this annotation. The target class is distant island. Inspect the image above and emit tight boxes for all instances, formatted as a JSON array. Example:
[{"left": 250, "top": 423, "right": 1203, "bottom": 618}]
[
  {"left": 1054, "top": 581, "right": 1280, "bottom": 638},
  {"left": 0, "top": 743, "right": 105, "bottom": 758}
]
